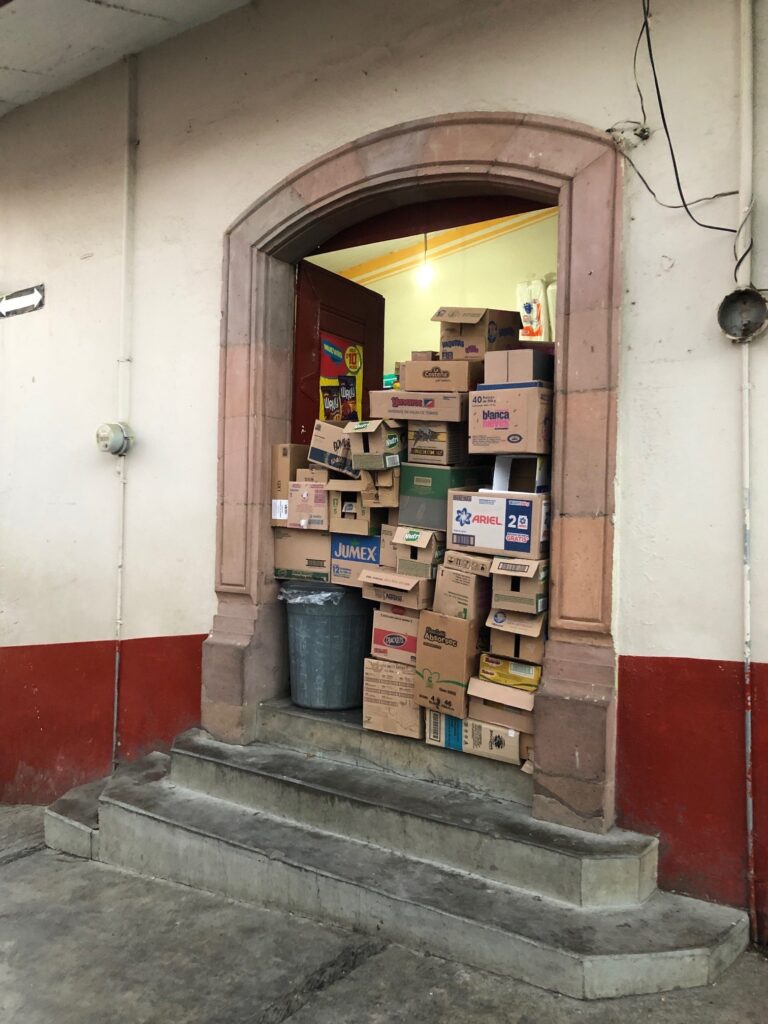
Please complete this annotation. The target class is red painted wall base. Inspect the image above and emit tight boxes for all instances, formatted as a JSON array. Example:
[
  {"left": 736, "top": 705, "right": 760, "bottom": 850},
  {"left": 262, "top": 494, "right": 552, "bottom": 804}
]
[
  {"left": 0, "top": 634, "right": 204, "bottom": 804},
  {"left": 617, "top": 655, "right": 768, "bottom": 944}
]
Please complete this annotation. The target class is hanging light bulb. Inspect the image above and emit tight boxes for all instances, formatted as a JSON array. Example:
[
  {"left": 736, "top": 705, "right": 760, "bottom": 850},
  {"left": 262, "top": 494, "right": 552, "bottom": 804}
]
[{"left": 415, "top": 232, "right": 434, "bottom": 287}]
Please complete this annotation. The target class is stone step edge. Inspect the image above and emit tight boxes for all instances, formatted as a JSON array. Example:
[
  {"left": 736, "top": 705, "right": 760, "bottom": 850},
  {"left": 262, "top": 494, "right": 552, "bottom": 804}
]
[
  {"left": 171, "top": 736, "right": 656, "bottom": 863},
  {"left": 98, "top": 781, "right": 748, "bottom": 1000}
]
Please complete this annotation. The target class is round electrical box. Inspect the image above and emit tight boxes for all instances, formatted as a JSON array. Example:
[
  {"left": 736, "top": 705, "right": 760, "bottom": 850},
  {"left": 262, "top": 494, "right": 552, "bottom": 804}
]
[
  {"left": 96, "top": 422, "right": 133, "bottom": 455},
  {"left": 717, "top": 287, "right": 768, "bottom": 344}
]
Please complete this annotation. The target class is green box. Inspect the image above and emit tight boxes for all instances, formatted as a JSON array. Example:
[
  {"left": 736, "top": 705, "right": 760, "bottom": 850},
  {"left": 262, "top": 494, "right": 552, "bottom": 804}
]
[{"left": 399, "top": 463, "right": 490, "bottom": 532}]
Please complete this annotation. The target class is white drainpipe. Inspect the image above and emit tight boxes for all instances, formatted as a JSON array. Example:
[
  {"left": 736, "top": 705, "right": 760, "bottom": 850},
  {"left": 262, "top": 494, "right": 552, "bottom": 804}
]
[
  {"left": 737, "top": 0, "right": 756, "bottom": 940},
  {"left": 112, "top": 54, "right": 139, "bottom": 769}
]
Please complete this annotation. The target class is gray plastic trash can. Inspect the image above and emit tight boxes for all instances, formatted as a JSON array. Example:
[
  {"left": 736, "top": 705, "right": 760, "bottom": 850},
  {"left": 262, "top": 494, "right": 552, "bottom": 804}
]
[{"left": 279, "top": 581, "right": 372, "bottom": 709}]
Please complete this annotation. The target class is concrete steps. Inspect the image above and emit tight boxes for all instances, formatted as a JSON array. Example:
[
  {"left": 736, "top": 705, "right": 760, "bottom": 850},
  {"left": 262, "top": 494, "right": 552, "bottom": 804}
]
[
  {"left": 45, "top": 703, "right": 749, "bottom": 999},
  {"left": 255, "top": 698, "right": 534, "bottom": 805},
  {"left": 171, "top": 727, "right": 657, "bottom": 908},
  {"left": 97, "top": 762, "right": 748, "bottom": 1000}
]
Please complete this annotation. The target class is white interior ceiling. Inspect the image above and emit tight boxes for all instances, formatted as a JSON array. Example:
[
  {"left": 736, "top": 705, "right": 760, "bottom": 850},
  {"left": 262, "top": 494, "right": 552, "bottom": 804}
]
[{"left": 0, "top": 0, "right": 250, "bottom": 118}]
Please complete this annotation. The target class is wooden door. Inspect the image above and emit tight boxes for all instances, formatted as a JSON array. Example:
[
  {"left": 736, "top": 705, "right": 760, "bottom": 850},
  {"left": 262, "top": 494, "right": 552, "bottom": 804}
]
[{"left": 292, "top": 262, "right": 385, "bottom": 444}]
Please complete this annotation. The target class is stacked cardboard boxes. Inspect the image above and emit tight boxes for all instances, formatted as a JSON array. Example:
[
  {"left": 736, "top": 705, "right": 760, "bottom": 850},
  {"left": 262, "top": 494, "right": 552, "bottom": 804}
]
[{"left": 271, "top": 304, "right": 553, "bottom": 772}]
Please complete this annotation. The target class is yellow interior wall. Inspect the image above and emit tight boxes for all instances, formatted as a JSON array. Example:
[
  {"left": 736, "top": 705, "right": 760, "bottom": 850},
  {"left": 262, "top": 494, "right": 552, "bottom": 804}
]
[{"left": 313, "top": 213, "right": 559, "bottom": 375}]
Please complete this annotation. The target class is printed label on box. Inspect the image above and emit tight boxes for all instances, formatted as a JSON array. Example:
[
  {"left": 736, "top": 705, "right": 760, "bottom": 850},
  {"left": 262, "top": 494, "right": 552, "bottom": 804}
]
[
  {"left": 272, "top": 499, "right": 288, "bottom": 521},
  {"left": 451, "top": 495, "right": 549, "bottom": 555}
]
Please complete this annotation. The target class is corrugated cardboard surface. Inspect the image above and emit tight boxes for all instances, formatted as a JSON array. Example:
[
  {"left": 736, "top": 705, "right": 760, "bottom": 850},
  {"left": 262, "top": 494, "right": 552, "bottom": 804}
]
[
  {"left": 330, "top": 533, "right": 382, "bottom": 587},
  {"left": 363, "top": 658, "right": 423, "bottom": 739},
  {"left": 371, "top": 608, "right": 420, "bottom": 665},
  {"left": 401, "top": 360, "right": 483, "bottom": 392},
  {"left": 414, "top": 611, "right": 480, "bottom": 718},
  {"left": 448, "top": 490, "right": 550, "bottom": 559},
  {"left": 273, "top": 529, "right": 331, "bottom": 581},
  {"left": 407, "top": 421, "right": 467, "bottom": 466},
  {"left": 433, "top": 566, "right": 491, "bottom": 621},
  {"left": 308, "top": 420, "right": 358, "bottom": 477},
  {"left": 287, "top": 482, "right": 328, "bottom": 530},
  {"left": 433, "top": 307, "right": 522, "bottom": 361},
  {"left": 468, "top": 383, "right": 552, "bottom": 455},
  {"left": 271, "top": 443, "right": 309, "bottom": 526},
  {"left": 369, "top": 390, "right": 468, "bottom": 422}
]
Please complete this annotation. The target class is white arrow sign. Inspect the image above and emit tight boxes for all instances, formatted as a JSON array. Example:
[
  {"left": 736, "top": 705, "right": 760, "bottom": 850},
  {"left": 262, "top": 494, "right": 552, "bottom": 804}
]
[{"left": 0, "top": 285, "right": 44, "bottom": 318}]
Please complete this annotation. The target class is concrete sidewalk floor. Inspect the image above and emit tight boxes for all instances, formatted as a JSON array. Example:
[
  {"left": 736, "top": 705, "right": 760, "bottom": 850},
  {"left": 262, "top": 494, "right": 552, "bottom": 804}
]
[{"left": 0, "top": 811, "right": 766, "bottom": 1023}]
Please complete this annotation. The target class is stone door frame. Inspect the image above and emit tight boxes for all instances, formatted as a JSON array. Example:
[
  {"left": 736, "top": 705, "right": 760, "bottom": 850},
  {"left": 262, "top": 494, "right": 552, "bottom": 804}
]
[{"left": 201, "top": 112, "right": 621, "bottom": 834}]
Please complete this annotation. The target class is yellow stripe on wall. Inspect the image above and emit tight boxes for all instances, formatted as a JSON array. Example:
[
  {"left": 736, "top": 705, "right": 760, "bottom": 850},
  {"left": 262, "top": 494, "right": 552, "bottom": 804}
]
[{"left": 338, "top": 208, "right": 558, "bottom": 286}]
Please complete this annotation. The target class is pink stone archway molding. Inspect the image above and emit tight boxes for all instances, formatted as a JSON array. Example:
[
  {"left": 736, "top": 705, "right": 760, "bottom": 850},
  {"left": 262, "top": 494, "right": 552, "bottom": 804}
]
[{"left": 201, "top": 112, "right": 621, "bottom": 834}]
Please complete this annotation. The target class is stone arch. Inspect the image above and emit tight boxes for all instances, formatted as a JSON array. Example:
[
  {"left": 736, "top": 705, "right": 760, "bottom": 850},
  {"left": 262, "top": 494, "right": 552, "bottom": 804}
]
[{"left": 202, "top": 112, "right": 621, "bottom": 833}]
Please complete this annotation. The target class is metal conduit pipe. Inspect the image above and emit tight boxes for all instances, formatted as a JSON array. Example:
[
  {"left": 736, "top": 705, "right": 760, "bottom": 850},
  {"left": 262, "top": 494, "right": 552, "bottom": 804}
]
[{"left": 737, "top": 0, "right": 757, "bottom": 941}]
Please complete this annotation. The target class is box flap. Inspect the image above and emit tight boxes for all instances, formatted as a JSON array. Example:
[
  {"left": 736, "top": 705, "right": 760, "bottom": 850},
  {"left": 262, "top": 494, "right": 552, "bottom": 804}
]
[
  {"left": 344, "top": 419, "right": 385, "bottom": 435},
  {"left": 358, "top": 569, "right": 419, "bottom": 592},
  {"left": 431, "top": 306, "right": 486, "bottom": 325},
  {"left": 485, "top": 608, "right": 546, "bottom": 637},
  {"left": 325, "top": 478, "right": 366, "bottom": 493},
  {"left": 491, "top": 557, "right": 548, "bottom": 580},
  {"left": 469, "top": 676, "right": 517, "bottom": 701},
  {"left": 468, "top": 676, "right": 536, "bottom": 710},
  {"left": 392, "top": 526, "right": 439, "bottom": 549}
]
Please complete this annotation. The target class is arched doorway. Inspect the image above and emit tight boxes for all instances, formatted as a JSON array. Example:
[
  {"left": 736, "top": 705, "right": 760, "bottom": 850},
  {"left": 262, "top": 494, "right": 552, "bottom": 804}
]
[{"left": 202, "top": 112, "right": 621, "bottom": 834}]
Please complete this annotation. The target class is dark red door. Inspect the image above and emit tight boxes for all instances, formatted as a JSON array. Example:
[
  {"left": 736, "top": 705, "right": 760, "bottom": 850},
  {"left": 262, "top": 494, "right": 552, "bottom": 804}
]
[{"left": 292, "top": 262, "right": 385, "bottom": 444}]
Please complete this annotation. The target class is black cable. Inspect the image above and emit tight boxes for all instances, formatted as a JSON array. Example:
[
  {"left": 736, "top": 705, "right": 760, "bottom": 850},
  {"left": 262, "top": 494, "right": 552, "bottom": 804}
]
[
  {"left": 640, "top": 0, "right": 736, "bottom": 234},
  {"left": 632, "top": 18, "right": 648, "bottom": 125},
  {"left": 615, "top": 141, "right": 738, "bottom": 210}
]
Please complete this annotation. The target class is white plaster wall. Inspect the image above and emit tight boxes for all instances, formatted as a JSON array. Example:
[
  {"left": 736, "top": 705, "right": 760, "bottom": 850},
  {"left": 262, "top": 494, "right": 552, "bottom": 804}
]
[{"left": 0, "top": 0, "right": 763, "bottom": 662}]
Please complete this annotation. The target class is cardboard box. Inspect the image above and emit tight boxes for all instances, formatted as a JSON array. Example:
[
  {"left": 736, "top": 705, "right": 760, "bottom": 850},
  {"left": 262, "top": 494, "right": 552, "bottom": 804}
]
[
  {"left": 327, "top": 480, "right": 388, "bottom": 535},
  {"left": 468, "top": 695, "right": 534, "bottom": 733},
  {"left": 271, "top": 444, "right": 309, "bottom": 526},
  {"left": 286, "top": 481, "right": 329, "bottom": 530},
  {"left": 484, "top": 348, "right": 554, "bottom": 385},
  {"left": 393, "top": 526, "right": 445, "bottom": 580},
  {"left": 489, "top": 628, "right": 545, "bottom": 664},
  {"left": 521, "top": 733, "right": 534, "bottom": 762},
  {"left": 468, "top": 675, "right": 535, "bottom": 712},
  {"left": 360, "top": 468, "right": 400, "bottom": 509},
  {"left": 433, "top": 307, "right": 523, "bottom": 361},
  {"left": 308, "top": 420, "right": 358, "bottom": 478},
  {"left": 479, "top": 652, "right": 542, "bottom": 689},
  {"left": 379, "top": 524, "right": 397, "bottom": 568},
  {"left": 462, "top": 717, "right": 521, "bottom": 763},
  {"left": 414, "top": 611, "right": 480, "bottom": 718},
  {"left": 369, "top": 390, "right": 468, "bottom": 422},
  {"left": 296, "top": 467, "right": 329, "bottom": 483},
  {"left": 443, "top": 550, "right": 493, "bottom": 576},
  {"left": 406, "top": 421, "right": 467, "bottom": 466},
  {"left": 345, "top": 419, "right": 405, "bottom": 471},
  {"left": 273, "top": 529, "right": 331, "bottom": 581},
  {"left": 468, "top": 383, "right": 552, "bottom": 455},
  {"left": 359, "top": 569, "right": 435, "bottom": 610},
  {"left": 330, "top": 533, "right": 382, "bottom": 587},
  {"left": 371, "top": 607, "right": 420, "bottom": 665},
  {"left": 491, "top": 557, "right": 549, "bottom": 614},
  {"left": 411, "top": 350, "right": 440, "bottom": 361},
  {"left": 433, "top": 566, "right": 492, "bottom": 621},
  {"left": 426, "top": 711, "right": 521, "bottom": 764},
  {"left": 401, "top": 464, "right": 491, "bottom": 533},
  {"left": 448, "top": 490, "right": 550, "bottom": 559},
  {"left": 487, "top": 608, "right": 546, "bottom": 664},
  {"left": 492, "top": 454, "right": 550, "bottom": 494},
  {"left": 401, "top": 360, "right": 483, "bottom": 393},
  {"left": 363, "top": 659, "right": 423, "bottom": 739}
]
